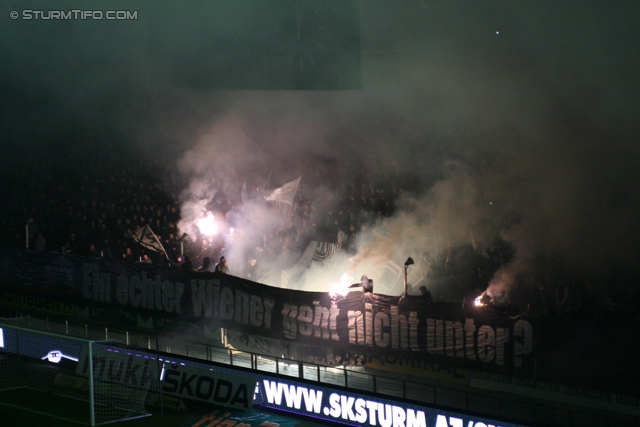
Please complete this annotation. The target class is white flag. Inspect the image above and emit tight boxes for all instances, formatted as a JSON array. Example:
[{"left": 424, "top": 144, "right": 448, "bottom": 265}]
[
  {"left": 265, "top": 176, "right": 301, "bottom": 205},
  {"left": 131, "top": 225, "right": 168, "bottom": 257},
  {"left": 470, "top": 229, "right": 478, "bottom": 251},
  {"left": 241, "top": 182, "right": 248, "bottom": 204}
]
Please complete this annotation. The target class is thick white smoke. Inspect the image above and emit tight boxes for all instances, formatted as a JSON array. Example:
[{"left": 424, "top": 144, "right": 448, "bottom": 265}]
[{"left": 165, "top": 1, "right": 640, "bottom": 301}]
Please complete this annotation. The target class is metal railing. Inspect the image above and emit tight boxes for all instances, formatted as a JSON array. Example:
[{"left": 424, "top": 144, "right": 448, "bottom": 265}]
[
  {"left": 150, "top": 334, "right": 609, "bottom": 427},
  {"left": 12, "top": 315, "right": 635, "bottom": 427}
]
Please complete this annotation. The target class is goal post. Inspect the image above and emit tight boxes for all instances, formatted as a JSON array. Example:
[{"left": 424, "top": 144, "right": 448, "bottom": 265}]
[{"left": 0, "top": 317, "right": 157, "bottom": 426}]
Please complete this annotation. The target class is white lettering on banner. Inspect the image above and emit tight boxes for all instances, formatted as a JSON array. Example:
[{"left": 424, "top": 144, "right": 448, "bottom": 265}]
[
  {"left": 162, "top": 364, "right": 255, "bottom": 410},
  {"left": 465, "top": 318, "right": 477, "bottom": 360},
  {"left": 374, "top": 311, "right": 391, "bottom": 347},
  {"left": 354, "top": 398, "right": 367, "bottom": 423},
  {"left": 261, "top": 380, "right": 323, "bottom": 413},
  {"left": 262, "top": 380, "right": 427, "bottom": 427},
  {"left": 328, "top": 393, "right": 340, "bottom": 417},
  {"left": 513, "top": 320, "right": 533, "bottom": 368},
  {"left": 341, "top": 395, "right": 356, "bottom": 421},
  {"left": 81, "top": 264, "right": 533, "bottom": 368},
  {"left": 260, "top": 380, "right": 513, "bottom": 427},
  {"left": 83, "top": 263, "right": 184, "bottom": 314},
  {"left": 445, "top": 320, "right": 463, "bottom": 358},
  {"left": 347, "top": 308, "right": 528, "bottom": 367},
  {"left": 478, "top": 325, "right": 496, "bottom": 363},
  {"left": 348, "top": 305, "right": 420, "bottom": 350},
  {"left": 281, "top": 301, "right": 339, "bottom": 341},
  {"left": 377, "top": 403, "right": 392, "bottom": 427},
  {"left": 190, "top": 279, "right": 274, "bottom": 330}
]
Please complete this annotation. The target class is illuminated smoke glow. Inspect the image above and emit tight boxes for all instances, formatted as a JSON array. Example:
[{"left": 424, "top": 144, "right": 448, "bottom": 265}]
[
  {"left": 486, "top": 268, "right": 517, "bottom": 306},
  {"left": 329, "top": 272, "right": 354, "bottom": 304},
  {"left": 196, "top": 212, "right": 219, "bottom": 237},
  {"left": 0, "top": 1, "right": 636, "bottom": 302},
  {"left": 149, "top": 5, "right": 640, "bottom": 300},
  {"left": 173, "top": 137, "right": 511, "bottom": 297}
]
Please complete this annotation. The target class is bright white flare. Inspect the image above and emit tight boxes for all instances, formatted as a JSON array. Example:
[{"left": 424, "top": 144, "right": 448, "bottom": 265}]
[
  {"left": 475, "top": 291, "right": 493, "bottom": 306},
  {"left": 196, "top": 212, "right": 218, "bottom": 236},
  {"left": 329, "top": 272, "right": 353, "bottom": 302}
]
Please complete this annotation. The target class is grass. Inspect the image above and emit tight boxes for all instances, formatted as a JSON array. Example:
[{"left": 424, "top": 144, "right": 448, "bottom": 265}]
[{"left": 0, "top": 388, "right": 198, "bottom": 427}]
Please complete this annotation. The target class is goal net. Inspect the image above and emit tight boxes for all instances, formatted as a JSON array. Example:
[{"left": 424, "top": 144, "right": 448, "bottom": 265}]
[{"left": 0, "top": 316, "right": 157, "bottom": 426}]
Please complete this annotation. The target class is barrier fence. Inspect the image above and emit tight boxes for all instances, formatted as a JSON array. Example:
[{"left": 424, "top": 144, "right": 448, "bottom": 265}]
[
  {"left": 150, "top": 328, "right": 606, "bottom": 427},
  {"left": 3, "top": 314, "right": 635, "bottom": 427}
]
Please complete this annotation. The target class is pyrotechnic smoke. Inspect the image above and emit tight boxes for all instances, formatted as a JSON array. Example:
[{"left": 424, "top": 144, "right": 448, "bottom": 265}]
[
  {"left": 174, "top": 106, "right": 317, "bottom": 277},
  {"left": 0, "top": 0, "right": 638, "bottom": 307},
  {"left": 160, "top": 2, "right": 640, "bottom": 301},
  {"left": 329, "top": 272, "right": 354, "bottom": 303},
  {"left": 486, "top": 269, "right": 516, "bottom": 306}
]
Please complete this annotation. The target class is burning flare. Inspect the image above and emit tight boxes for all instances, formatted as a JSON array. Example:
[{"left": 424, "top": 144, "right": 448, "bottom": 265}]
[
  {"left": 475, "top": 292, "right": 491, "bottom": 307},
  {"left": 196, "top": 212, "right": 219, "bottom": 236},
  {"left": 329, "top": 273, "right": 353, "bottom": 303}
]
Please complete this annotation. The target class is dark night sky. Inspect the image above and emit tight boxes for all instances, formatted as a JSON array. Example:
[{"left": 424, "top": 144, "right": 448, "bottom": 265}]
[{"left": 1, "top": 1, "right": 639, "bottom": 289}]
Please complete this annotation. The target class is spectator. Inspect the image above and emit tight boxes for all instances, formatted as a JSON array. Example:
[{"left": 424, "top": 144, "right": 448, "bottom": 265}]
[
  {"left": 419, "top": 285, "right": 434, "bottom": 304},
  {"left": 1, "top": 135, "right": 631, "bottom": 335},
  {"left": 529, "top": 280, "right": 553, "bottom": 316},
  {"left": 182, "top": 255, "right": 193, "bottom": 272},
  {"left": 246, "top": 258, "right": 257, "bottom": 279},
  {"left": 197, "top": 256, "right": 212, "bottom": 272},
  {"left": 122, "top": 247, "right": 135, "bottom": 263},
  {"left": 88, "top": 243, "right": 101, "bottom": 258},
  {"left": 139, "top": 253, "right": 152, "bottom": 264},
  {"left": 215, "top": 256, "right": 229, "bottom": 274},
  {"left": 34, "top": 231, "right": 46, "bottom": 251}
]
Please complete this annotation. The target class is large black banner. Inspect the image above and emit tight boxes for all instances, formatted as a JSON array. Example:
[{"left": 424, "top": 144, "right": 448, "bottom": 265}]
[{"left": 0, "top": 247, "right": 535, "bottom": 372}]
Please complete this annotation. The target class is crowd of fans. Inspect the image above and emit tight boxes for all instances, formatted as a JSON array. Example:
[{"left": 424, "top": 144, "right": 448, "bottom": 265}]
[
  {"left": 0, "top": 140, "right": 637, "bottom": 327},
  {"left": 409, "top": 246, "right": 639, "bottom": 326}
]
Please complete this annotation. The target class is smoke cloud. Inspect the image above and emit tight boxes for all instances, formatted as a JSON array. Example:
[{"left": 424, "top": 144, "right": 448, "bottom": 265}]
[{"left": 3, "top": 2, "right": 639, "bottom": 302}]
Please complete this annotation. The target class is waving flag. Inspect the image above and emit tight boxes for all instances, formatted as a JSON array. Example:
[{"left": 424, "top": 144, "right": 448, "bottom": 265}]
[
  {"left": 130, "top": 225, "right": 168, "bottom": 257},
  {"left": 265, "top": 177, "right": 301, "bottom": 205}
]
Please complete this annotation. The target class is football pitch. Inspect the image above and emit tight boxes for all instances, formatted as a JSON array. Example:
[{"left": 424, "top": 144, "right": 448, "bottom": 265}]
[{"left": 0, "top": 388, "right": 196, "bottom": 427}]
